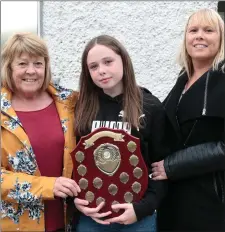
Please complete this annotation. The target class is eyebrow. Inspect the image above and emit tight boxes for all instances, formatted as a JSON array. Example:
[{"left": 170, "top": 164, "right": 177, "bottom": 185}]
[
  {"left": 102, "top": 56, "right": 113, "bottom": 60},
  {"left": 16, "top": 57, "right": 28, "bottom": 61},
  {"left": 188, "top": 24, "right": 215, "bottom": 28},
  {"left": 88, "top": 62, "right": 97, "bottom": 66},
  {"left": 88, "top": 56, "right": 113, "bottom": 65},
  {"left": 16, "top": 57, "right": 44, "bottom": 62}
]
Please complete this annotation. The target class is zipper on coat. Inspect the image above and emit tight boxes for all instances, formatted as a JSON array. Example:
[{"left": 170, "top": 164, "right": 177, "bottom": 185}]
[
  {"left": 213, "top": 172, "right": 225, "bottom": 203},
  {"left": 175, "top": 94, "right": 183, "bottom": 135},
  {"left": 183, "top": 72, "right": 209, "bottom": 147},
  {"left": 183, "top": 120, "right": 198, "bottom": 147},
  {"left": 214, "top": 173, "right": 219, "bottom": 197},
  {"left": 202, "top": 71, "right": 210, "bottom": 116},
  {"left": 218, "top": 173, "right": 225, "bottom": 203}
]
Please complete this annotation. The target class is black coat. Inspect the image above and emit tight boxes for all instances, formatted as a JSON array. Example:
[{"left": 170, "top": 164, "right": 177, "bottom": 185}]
[{"left": 157, "top": 66, "right": 225, "bottom": 231}]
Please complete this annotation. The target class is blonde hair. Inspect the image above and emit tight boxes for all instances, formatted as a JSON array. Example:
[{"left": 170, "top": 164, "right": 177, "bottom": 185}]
[
  {"left": 1, "top": 32, "right": 52, "bottom": 91},
  {"left": 177, "top": 8, "right": 224, "bottom": 77}
]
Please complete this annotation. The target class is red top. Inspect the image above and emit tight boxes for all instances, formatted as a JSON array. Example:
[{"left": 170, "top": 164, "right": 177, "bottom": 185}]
[{"left": 16, "top": 101, "right": 65, "bottom": 231}]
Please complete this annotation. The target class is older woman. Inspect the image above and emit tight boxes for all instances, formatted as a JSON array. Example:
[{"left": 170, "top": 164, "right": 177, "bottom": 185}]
[
  {"left": 152, "top": 9, "right": 225, "bottom": 231},
  {"left": 1, "top": 33, "right": 80, "bottom": 231}
]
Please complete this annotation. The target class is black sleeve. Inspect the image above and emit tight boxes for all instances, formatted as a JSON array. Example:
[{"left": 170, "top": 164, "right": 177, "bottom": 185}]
[
  {"left": 164, "top": 141, "right": 225, "bottom": 180},
  {"left": 133, "top": 101, "right": 172, "bottom": 221}
]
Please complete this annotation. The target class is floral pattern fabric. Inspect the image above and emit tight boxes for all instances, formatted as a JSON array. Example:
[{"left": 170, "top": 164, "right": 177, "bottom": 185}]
[{"left": 1, "top": 83, "right": 78, "bottom": 231}]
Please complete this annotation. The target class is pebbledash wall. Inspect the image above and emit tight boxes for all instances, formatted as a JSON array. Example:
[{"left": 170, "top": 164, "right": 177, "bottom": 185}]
[{"left": 42, "top": 1, "right": 218, "bottom": 101}]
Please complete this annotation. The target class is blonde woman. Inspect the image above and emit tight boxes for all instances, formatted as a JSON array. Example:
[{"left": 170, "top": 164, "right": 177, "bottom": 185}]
[{"left": 152, "top": 8, "right": 225, "bottom": 231}]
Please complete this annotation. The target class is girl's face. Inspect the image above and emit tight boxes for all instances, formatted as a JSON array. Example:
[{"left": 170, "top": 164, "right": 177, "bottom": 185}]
[{"left": 87, "top": 44, "right": 123, "bottom": 97}]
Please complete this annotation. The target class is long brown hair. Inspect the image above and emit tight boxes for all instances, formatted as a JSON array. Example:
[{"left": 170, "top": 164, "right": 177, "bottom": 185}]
[{"left": 75, "top": 35, "right": 143, "bottom": 135}]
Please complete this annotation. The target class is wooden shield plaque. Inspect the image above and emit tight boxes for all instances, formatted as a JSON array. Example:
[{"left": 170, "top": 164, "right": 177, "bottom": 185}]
[{"left": 71, "top": 127, "right": 148, "bottom": 218}]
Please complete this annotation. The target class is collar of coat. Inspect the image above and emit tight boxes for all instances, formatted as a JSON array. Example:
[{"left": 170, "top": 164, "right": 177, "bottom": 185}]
[
  {"left": 1, "top": 82, "right": 77, "bottom": 112},
  {"left": 163, "top": 64, "right": 225, "bottom": 135},
  {"left": 1, "top": 83, "right": 78, "bottom": 169}
]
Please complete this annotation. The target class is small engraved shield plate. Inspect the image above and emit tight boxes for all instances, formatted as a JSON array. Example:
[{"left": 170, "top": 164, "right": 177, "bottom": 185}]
[
  {"left": 124, "top": 192, "right": 133, "bottom": 203},
  {"left": 96, "top": 197, "right": 105, "bottom": 206},
  {"left": 127, "top": 141, "right": 137, "bottom": 152},
  {"left": 85, "top": 191, "right": 94, "bottom": 203},
  {"left": 129, "top": 155, "right": 139, "bottom": 166},
  {"left": 133, "top": 167, "right": 143, "bottom": 179},
  {"left": 108, "top": 184, "right": 118, "bottom": 196},
  {"left": 132, "top": 181, "right": 141, "bottom": 193},
  {"left": 75, "top": 151, "right": 85, "bottom": 163},
  {"left": 120, "top": 172, "right": 129, "bottom": 184},
  {"left": 79, "top": 178, "right": 88, "bottom": 190},
  {"left": 77, "top": 164, "right": 87, "bottom": 176},
  {"left": 111, "top": 200, "right": 120, "bottom": 212},
  {"left": 93, "top": 177, "right": 103, "bottom": 189}
]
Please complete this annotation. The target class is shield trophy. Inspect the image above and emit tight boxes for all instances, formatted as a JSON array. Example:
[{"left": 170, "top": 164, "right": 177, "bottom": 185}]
[{"left": 71, "top": 127, "right": 148, "bottom": 218}]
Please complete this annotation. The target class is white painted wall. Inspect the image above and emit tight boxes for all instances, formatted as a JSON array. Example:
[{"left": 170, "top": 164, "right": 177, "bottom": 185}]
[{"left": 42, "top": 1, "right": 218, "bottom": 101}]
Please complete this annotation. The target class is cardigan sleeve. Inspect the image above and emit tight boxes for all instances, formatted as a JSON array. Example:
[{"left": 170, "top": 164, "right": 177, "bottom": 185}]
[{"left": 1, "top": 148, "right": 56, "bottom": 204}]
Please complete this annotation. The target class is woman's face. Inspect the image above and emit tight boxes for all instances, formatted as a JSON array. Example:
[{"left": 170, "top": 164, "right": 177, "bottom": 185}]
[
  {"left": 87, "top": 44, "right": 124, "bottom": 97},
  {"left": 11, "top": 52, "right": 45, "bottom": 97},
  {"left": 185, "top": 17, "right": 220, "bottom": 64}
]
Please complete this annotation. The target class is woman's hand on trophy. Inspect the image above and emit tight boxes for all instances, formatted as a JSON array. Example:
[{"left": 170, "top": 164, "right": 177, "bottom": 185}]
[
  {"left": 53, "top": 177, "right": 81, "bottom": 198},
  {"left": 74, "top": 198, "right": 112, "bottom": 224},
  {"left": 105, "top": 203, "right": 137, "bottom": 225}
]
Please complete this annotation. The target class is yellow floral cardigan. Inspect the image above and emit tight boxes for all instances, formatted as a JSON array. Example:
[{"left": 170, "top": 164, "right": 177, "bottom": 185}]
[{"left": 1, "top": 83, "right": 78, "bottom": 231}]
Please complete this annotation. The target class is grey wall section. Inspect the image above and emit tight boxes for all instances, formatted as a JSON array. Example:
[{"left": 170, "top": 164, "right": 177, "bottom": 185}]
[{"left": 42, "top": 1, "right": 218, "bottom": 101}]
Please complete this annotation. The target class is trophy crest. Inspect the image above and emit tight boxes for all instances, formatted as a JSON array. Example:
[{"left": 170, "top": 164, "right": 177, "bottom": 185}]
[{"left": 71, "top": 127, "right": 148, "bottom": 218}]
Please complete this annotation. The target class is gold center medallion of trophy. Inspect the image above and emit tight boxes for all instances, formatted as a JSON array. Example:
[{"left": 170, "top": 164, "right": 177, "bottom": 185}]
[
  {"left": 94, "top": 143, "right": 121, "bottom": 176},
  {"left": 103, "top": 151, "right": 111, "bottom": 159}
]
